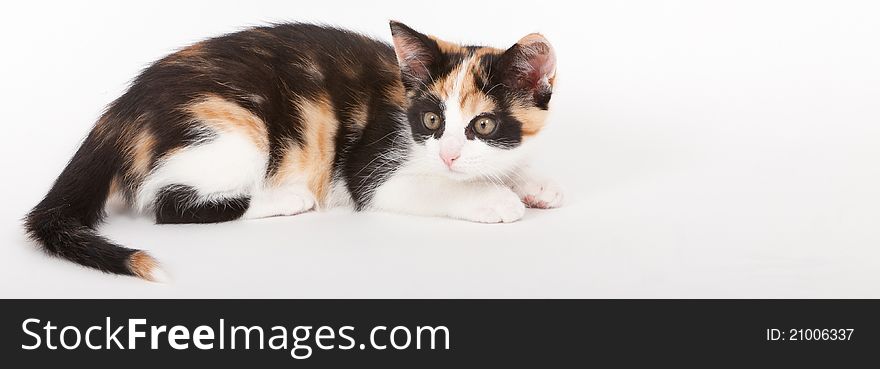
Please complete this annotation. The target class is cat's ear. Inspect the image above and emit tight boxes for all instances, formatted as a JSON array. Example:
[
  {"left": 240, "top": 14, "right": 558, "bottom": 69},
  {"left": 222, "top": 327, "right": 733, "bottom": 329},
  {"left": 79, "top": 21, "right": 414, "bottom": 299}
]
[
  {"left": 390, "top": 21, "right": 440, "bottom": 88},
  {"left": 498, "top": 33, "right": 557, "bottom": 100}
]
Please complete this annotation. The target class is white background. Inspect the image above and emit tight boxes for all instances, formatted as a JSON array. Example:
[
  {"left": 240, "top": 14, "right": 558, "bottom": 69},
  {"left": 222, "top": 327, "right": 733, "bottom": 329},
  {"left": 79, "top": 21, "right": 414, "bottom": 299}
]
[{"left": 1, "top": 1, "right": 878, "bottom": 297}]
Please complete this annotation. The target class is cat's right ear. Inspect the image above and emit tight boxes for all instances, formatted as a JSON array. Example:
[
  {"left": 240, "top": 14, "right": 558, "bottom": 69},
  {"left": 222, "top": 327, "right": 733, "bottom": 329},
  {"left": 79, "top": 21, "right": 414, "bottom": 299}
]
[{"left": 390, "top": 21, "right": 440, "bottom": 90}]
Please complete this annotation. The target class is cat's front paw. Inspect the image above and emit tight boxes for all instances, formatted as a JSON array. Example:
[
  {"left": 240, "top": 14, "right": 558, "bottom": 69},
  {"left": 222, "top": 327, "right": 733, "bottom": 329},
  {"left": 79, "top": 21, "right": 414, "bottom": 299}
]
[
  {"left": 514, "top": 180, "right": 564, "bottom": 209},
  {"left": 455, "top": 189, "right": 525, "bottom": 223}
]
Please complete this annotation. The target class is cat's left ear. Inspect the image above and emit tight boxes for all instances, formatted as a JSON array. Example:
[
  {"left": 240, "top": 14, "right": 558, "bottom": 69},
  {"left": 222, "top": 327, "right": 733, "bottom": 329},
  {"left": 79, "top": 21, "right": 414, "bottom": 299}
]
[
  {"left": 498, "top": 33, "right": 557, "bottom": 104},
  {"left": 390, "top": 21, "right": 441, "bottom": 91}
]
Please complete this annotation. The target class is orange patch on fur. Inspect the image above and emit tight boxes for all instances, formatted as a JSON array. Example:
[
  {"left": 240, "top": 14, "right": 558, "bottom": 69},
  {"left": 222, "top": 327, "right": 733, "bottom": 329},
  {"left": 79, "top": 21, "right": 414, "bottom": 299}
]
[
  {"left": 429, "top": 64, "right": 465, "bottom": 100},
  {"left": 108, "top": 176, "right": 122, "bottom": 195},
  {"left": 459, "top": 60, "right": 498, "bottom": 116},
  {"left": 271, "top": 96, "right": 338, "bottom": 204},
  {"left": 128, "top": 129, "right": 156, "bottom": 179},
  {"left": 128, "top": 251, "right": 160, "bottom": 281},
  {"left": 428, "top": 54, "right": 500, "bottom": 117},
  {"left": 510, "top": 103, "right": 549, "bottom": 138},
  {"left": 385, "top": 81, "right": 407, "bottom": 108},
  {"left": 346, "top": 99, "right": 369, "bottom": 128},
  {"left": 430, "top": 36, "right": 466, "bottom": 55},
  {"left": 188, "top": 95, "right": 269, "bottom": 151},
  {"left": 462, "top": 93, "right": 497, "bottom": 118},
  {"left": 473, "top": 46, "right": 505, "bottom": 58},
  {"left": 105, "top": 175, "right": 130, "bottom": 211}
]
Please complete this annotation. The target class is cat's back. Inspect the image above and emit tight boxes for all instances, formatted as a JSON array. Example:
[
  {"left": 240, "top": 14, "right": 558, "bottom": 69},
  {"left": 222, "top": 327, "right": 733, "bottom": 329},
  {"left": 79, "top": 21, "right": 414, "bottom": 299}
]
[
  {"left": 143, "top": 23, "right": 400, "bottom": 90},
  {"left": 109, "top": 22, "right": 406, "bottom": 162},
  {"left": 121, "top": 23, "right": 405, "bottom": 133}
]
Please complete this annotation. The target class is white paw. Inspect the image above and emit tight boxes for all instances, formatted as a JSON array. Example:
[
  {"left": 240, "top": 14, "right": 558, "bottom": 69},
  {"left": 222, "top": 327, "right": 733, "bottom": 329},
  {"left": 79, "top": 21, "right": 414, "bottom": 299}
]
[
  {"left": 514, "top": 180, "right": 564, "bottom": 209},
  {"left": 455, "top": 189, "right": 525, "bottom": 223},
  {"left": 244, "top": 190, "right": 315, "bottom": 219},
  {"left": 274, "top": 194, "right": 314, "bottom": 216}
]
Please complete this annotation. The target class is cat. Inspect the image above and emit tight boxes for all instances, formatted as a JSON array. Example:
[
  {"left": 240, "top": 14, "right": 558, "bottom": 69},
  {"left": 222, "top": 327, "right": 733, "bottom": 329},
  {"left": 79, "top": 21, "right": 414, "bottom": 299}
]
[{"left": 24, "top": 21, "right": 562, "bottom": 281}]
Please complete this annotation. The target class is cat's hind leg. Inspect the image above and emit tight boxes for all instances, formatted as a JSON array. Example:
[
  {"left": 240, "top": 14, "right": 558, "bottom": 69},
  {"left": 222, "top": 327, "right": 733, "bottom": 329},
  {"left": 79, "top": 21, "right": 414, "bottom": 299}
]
[
  {"left": 155, "top": 185, "right": 250, "bottom": 224},
  {"left": 136, "top": 130, "right": 268, "bottom": 224},
  {"left": 150, "top": 175, "right": 317, "bottom": 224},
  {"left": 137, "top": 94, "right": 331, "bottom": 223}
]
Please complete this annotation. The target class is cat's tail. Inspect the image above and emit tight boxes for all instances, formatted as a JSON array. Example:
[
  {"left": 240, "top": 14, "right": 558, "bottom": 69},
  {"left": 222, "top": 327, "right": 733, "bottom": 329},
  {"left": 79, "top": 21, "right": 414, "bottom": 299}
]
[{"left": 23, "top": 126, "right": 167, "bottom": 282}]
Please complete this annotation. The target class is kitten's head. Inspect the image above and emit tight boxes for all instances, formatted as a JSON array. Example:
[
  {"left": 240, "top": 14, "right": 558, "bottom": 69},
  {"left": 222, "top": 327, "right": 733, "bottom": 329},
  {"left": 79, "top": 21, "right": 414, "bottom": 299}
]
[{"left": 390, "top": 21, "right": 556, "bottom": 181}]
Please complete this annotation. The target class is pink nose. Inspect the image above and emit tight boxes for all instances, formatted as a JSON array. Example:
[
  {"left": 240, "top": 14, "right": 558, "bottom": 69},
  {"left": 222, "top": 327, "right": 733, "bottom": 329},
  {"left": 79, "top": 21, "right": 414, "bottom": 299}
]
[{"left": 440, "top": 151, "right": 460, "bottom": 168}]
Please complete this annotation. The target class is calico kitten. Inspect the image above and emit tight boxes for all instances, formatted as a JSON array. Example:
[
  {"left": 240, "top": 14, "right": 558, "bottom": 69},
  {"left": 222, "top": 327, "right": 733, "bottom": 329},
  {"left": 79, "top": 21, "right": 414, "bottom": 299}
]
[{"left": 25, "top": 21, "right": 562, "bottom": 281}]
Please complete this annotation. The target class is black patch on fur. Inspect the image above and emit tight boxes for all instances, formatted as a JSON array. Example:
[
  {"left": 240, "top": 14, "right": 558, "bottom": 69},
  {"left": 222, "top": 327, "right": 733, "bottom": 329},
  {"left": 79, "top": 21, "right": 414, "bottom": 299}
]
[
  {"left": 155, "top": 185, "right": 250, "bottom": 224},
  {"left": 476, "top": 109, "right": 524, "bottom": 149},
  {"left": 489, "top": 46, "right": 553, "bottom": 110},
  {"left": 406, "top": 95, "right": 445, "bottom": 142},
  {"left": 340, "top": 99, "right": 410, "bottom": 209}
]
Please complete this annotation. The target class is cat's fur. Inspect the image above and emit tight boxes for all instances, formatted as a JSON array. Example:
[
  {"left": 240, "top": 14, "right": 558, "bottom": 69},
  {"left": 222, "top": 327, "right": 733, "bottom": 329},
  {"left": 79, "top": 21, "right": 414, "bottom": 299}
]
[{"left": 24, "top": 22, "right": 562, "bottom": 281}]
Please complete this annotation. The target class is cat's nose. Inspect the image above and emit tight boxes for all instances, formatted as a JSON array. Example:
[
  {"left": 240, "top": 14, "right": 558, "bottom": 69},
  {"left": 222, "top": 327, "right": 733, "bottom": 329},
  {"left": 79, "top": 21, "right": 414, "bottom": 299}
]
[{"left": 440, "top": 151, "right": 460, "bottom": 169}]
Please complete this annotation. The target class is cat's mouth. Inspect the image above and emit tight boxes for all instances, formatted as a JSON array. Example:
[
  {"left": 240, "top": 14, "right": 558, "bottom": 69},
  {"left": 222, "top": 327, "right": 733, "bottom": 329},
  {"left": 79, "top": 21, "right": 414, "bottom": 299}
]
[{"left": 440, "top": 167, "right": 477, "bottom": 181}]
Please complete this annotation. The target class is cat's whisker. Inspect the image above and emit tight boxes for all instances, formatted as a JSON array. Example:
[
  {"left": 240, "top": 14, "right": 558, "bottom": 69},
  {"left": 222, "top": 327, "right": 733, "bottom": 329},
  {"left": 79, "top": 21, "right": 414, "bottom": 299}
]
[
  {"left": 366, "top": 131, "right": 400, "bottom": 147},
  {"left": 484, "top": 83, "right": 504, "bottom": 96}
]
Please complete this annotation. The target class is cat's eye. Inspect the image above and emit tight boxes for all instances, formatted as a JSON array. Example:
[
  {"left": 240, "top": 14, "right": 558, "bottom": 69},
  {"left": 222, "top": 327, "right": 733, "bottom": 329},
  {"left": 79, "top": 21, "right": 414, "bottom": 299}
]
[
  {"left": 422, "top": 112, "right": 442, "bottom": 130},
  {"left": 473, "top": 117, "right": 497, "bottom": 136}
]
